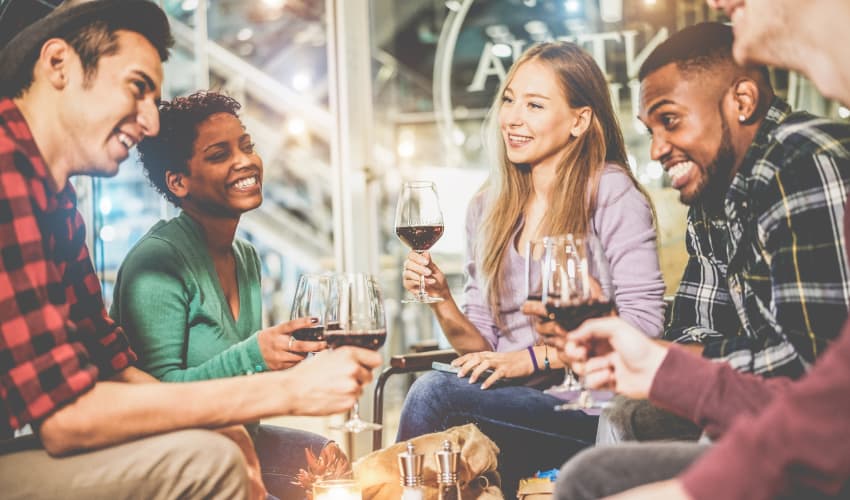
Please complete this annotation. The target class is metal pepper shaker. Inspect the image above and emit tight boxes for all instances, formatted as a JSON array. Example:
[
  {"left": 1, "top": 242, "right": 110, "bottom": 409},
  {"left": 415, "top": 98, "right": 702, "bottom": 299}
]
[
  {"left": 435, "top": 440, "right": 461, "bottom": 500},
  {"left": 398, "top": 441, "right": 424, "bottom": 500}
]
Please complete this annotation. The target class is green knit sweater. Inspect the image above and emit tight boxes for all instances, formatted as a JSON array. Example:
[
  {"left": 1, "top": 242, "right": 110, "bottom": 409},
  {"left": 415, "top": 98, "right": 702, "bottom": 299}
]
[{"left": 111, "top": 211, "right": 268, "bottom": 381}]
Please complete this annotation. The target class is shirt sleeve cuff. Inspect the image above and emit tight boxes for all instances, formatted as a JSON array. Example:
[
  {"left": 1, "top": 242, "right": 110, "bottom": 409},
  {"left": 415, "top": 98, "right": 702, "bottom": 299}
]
[
  {"left": 241, "top": 332, "right": 268, "bottom": 375},
  {"left": 2, "top": 342, "right": 98, "bottom": 430}
]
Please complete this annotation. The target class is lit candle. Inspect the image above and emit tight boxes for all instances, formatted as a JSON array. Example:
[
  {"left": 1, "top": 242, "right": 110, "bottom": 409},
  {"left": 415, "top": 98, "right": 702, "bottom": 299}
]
[{"left": 313, "top": 479, "right": 361, "bottom": 500}]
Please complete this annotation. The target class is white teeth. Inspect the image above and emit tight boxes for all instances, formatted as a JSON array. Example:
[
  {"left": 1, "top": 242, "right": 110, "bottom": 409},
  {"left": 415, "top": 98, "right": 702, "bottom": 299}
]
[
  {"left": 508, "top": 134, "right": 532, "bottom": 144},
  {"left": 117, "top": 132, "right": 135, "bottom": 149},
  {"left": 667, "top": 161, "right": 694, "bottom": 181},
  {"left": 234, "top": 176, "right": 257, "bottom": 189}
]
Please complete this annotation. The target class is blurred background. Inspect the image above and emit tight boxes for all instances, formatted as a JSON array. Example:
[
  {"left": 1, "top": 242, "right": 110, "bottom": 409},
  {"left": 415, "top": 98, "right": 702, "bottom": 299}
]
[{"left": 3, "top": 0, "right": 844, "bottom": 458}]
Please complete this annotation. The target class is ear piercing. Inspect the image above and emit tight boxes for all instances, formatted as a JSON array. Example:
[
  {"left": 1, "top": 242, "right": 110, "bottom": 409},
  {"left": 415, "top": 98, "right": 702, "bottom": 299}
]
[{"left": 739, "top": 114, "right": 747, "bottom": 123}]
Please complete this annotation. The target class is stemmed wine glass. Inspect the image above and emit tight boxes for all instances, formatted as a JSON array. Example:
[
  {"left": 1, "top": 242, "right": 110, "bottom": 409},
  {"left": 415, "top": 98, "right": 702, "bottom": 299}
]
[
  {"left": 290, "top": 273, "right": 337, "bottom": 341},
  {"left": 327, "top": 273, "right": 387, "bottom": 432},
  {"left": 541, "top": 234, "right": 616, "bottom": 411},
  {"left": 535, "top": 235, "right": 583, "bottom": 394},
  {"left": 395, "top": 181, "right": 445, "bottom": 303}
]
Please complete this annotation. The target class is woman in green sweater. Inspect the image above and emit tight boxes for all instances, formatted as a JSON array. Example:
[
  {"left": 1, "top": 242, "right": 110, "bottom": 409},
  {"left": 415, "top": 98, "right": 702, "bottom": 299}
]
[{"left": 111, "top": 91, "right": 336, "bottom": 499}]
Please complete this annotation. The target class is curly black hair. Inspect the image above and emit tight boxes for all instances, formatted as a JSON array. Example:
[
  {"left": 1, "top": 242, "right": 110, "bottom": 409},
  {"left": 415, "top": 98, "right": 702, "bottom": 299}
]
[{"left": 138, "top": 91, "right": 241, "bottom": 206}]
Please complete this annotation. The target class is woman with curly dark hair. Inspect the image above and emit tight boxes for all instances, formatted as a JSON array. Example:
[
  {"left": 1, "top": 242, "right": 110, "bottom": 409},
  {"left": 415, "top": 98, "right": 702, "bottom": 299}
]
[{"left": 111, "top": 91, "right": 344, "bottom": 499}]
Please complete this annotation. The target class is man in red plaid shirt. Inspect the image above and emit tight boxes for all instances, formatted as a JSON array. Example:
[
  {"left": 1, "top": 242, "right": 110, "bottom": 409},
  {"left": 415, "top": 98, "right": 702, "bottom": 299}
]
[{"left": 0, "top": 2, "right": 380, "bottom": 498}]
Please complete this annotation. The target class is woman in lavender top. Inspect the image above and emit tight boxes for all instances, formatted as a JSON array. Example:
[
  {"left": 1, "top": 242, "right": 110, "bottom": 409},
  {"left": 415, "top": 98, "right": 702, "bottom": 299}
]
[{"left": 397, "top": 41, "right": 664, "bottom": 495}]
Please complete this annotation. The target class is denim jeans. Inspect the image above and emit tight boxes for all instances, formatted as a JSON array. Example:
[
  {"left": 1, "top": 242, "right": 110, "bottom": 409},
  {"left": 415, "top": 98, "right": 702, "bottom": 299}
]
[
  {"left": 253, "top": 424, "right": 329, "bottom": 500},
  {"left": 397, "top": 370, "right": 598, "bottom": 498}
]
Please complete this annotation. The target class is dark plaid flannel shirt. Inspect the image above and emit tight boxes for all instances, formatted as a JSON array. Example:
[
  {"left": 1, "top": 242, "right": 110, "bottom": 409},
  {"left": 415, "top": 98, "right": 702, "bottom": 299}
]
[
  {"left": 0, "top": 98, "right": 136, "bottom": 438},
  {"left": 665, "top": 98, "right": 850, "bottom": 378}
]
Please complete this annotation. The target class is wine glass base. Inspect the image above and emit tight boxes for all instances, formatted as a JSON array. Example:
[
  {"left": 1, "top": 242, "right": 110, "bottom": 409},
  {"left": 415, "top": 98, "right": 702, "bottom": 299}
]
[
  {"left": 401, "top": 295, "right": 444, "bottom": 304},
  {"left": 330, "top": 418, "right": 382, "bottom": 433}
]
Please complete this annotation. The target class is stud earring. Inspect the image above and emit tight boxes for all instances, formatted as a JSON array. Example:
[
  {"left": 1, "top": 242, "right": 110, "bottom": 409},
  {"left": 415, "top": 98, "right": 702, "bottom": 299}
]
[{"left": 739, "top": 114, "right": 747, "bottom": 123}]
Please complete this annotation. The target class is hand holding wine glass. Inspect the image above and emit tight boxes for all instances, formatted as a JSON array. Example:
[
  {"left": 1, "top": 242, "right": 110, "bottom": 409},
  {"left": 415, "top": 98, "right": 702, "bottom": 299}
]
[
  {"left": 395, "top": 181, "right": 445, "bottom": 303},
  {"left": 327, "top": 273, "right": 387, "bottom": 432},
  {"left": 541, "top": 234, "right": 617, "bottom": 410},
  {"left": 290, "top": 273, "right": 338, "bottom": 341}
]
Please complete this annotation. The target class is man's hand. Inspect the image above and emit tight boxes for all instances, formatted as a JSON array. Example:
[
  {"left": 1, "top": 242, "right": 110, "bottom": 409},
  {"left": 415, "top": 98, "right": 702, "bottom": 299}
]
[
  {"left": 280, "top": 347, "right": 382, "bottom": 415},
  {"left": 604, "top": 479, "right": 692, "bottom": 500},
  {"left": 451, "top": 349, "right": 534, "bottom": 389},
  {"left": 215, "top": 425, "right": 267, "bottom": 500},
  {"left": 258, "top": 317, "right": 328, "bottom": 370},
  {"left": 567, "top": 317, "right": 669, "bottom": 399}
]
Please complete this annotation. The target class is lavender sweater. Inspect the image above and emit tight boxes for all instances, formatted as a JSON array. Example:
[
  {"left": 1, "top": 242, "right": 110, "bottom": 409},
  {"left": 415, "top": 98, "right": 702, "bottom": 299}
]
[{"left": 462, "top": 165, "right": 665, "bottom": 352}]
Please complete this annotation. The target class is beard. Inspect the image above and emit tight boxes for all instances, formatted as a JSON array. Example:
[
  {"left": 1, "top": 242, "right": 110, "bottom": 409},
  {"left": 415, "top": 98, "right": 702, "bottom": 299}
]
[{"left": 684, "top": 110, "right": 737, "bottom": 206}]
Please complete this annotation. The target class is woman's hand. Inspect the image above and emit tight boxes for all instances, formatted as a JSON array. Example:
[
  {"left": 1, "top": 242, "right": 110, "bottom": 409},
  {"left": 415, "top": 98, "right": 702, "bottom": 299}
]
[
  {"left": 258, "top": 317, "right": 328, "bottom": 370},
  {"left": 451, "top": 350, "right": 535, "bottom": 389},
  {"left": 402, "top": 251, "right": 450, "bottom": 301}
]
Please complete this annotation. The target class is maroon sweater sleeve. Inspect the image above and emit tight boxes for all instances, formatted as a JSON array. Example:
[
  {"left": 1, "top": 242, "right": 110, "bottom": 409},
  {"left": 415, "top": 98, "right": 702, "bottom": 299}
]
[
  {"left": 655, "top": 324, "right": 850, "bottom": 500},
  {"left": 649, "top": 345, "right": 793, "bottom": 438}
]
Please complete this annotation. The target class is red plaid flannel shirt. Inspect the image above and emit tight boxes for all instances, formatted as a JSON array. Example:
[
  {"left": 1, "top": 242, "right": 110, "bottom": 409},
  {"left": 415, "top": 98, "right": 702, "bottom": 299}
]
[{"left": 0, "top": 98, "right": 136, "bottom": 437}]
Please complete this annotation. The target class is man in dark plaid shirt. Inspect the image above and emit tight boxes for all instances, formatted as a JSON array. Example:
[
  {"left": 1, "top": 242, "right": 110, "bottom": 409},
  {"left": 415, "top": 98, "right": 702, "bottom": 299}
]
[
  {"left": 591, "top": 22, "right": 850, "bottom": 444},
  {"left": 0, "top": 2, "right": 380, "bottom": 498}
]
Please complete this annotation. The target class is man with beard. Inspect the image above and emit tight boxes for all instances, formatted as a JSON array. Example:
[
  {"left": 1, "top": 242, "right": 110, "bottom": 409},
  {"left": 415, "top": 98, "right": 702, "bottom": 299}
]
[
  {"left": 539, "top": 11, "right": 850, "bottom": 500},
  {"left": 587, "top": 22, "right": 850, "bottom": 445}
]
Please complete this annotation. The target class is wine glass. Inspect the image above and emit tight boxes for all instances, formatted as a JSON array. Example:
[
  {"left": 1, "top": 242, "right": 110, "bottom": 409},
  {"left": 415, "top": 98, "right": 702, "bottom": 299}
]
[
  {"left": 290, "top": 273, "right": 336, "bottom": 341},
  {"left": 537, "top": 235, "right": 583, "bottom": 394},
  {"left": 395, "top": 181, "right": 445, "bottom": 303},
  {"left": 327, "top": 273, "right": 387, "bottom": 432},
  {"left": 525, "top": 236, "right": 548, "bottom": 304},
  {"left": 542, "top": 234, "right": 616, "bottom": 410}
]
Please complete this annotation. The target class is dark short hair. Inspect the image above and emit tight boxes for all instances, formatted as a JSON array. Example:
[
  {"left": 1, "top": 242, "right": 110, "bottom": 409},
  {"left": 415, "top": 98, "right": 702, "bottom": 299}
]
[
  {"left": 0, "top": 0, "right": 173, "bottom": 97},
  {"left": 138, "top": 91, "right": 242, "bottom": 206},
  {"left": 638, "top": 22, "right": 769, "bottom": 83}
]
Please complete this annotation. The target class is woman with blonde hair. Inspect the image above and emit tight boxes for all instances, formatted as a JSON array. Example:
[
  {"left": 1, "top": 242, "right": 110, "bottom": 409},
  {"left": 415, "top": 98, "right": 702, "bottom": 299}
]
[{"left": 397, "top": 41, "right": 665, "bottom": 495}]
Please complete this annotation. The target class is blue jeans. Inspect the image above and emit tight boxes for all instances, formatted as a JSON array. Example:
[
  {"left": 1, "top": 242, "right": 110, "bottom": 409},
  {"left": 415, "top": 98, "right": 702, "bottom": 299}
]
[
  {"left": 253, "top": 424, "right": 329, "bottom": 500},
  {"left": 397, "top": 371, "right": 598, "bottom": 498}
]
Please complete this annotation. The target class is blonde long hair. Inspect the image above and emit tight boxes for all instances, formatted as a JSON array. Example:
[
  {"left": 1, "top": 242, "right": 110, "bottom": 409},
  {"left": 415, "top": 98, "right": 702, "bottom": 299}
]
[{"left": 476, "top": 41, "right": 652, "bottom": 324}]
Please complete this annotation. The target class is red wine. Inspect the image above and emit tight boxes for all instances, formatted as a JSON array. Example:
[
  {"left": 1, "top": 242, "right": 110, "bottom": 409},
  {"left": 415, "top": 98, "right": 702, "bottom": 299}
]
[
  {"left": 545, "top": 301, "right": 616, "bottom": 331},
  {"left": 291, "top": 325, "right": 325, "bottom": 341},
  {"left": 396, "top": 225, "right": 444, "bottom": 251},
  {"left": 326, "top": 329, "right": 387, "bottom": 350}
]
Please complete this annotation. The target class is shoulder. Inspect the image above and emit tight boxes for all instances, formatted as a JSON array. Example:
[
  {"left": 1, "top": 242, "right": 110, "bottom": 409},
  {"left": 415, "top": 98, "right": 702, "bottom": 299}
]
[
  {"left": 596, "top": 163, "right": 647, "bottom": 208},
  {"left": 770, "top": 112, "right": 850, "bottom": 159},
  {"left": 759, "top": 112, "right": 850, "bottom": 181},
  {"left": 121, "top": 220, "right": 186, "bottom": 273},
  {"left": 466, "top": 189, "right": 490, "bottom": 225}
]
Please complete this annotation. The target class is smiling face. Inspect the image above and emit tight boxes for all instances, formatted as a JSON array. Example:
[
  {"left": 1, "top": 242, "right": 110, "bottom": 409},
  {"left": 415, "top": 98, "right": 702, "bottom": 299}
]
[
  {"left": 175, "top": 112, "right": 263, "bottom": 218},
  {"left": 60, "top": 30, "right": 163, "bottom": 177},
  {"left": 498, "top": 60, "right": 581, "bottom": 170},
  {"left": 639, "top": 63, "right": 737, "bottom": 206}
]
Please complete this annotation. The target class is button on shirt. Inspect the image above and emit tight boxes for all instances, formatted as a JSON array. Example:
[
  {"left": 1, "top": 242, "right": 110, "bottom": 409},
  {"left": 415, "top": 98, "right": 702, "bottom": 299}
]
[
  {"left": 0, "top": 98, "right": 135, "bottom": 438},
  {"left": 665, "top": 98, "right": 850, "bottom": 378}
]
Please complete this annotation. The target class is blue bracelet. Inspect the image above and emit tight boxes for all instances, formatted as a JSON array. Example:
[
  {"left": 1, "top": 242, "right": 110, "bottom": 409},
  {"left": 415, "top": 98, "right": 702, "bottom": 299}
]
[{"left": 527, "top": 346, "right": 540, "bottom": 373}]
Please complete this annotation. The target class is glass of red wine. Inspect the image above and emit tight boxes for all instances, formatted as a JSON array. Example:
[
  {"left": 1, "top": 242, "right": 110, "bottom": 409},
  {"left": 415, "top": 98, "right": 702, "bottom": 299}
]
[
  {"left": 537, "top": 235, "right": 583, "bottom": 393},
  {"left": 541, "top": 234, "right": 616, "bottom": 410},
  {"left": 290, "top": 273, "right": 338, "bottom": 341},
  {"left": 395, "top": 181, "right": 445, "bottom": 303},
  {"left": 327, "top": 273, "right": 387, "bottom": 433}
]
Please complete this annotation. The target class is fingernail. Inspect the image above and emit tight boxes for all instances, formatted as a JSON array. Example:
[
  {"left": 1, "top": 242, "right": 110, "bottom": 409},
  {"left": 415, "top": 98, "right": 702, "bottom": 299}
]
[{"left": 310, "top": 317, "right": 319, "bottom": 324}]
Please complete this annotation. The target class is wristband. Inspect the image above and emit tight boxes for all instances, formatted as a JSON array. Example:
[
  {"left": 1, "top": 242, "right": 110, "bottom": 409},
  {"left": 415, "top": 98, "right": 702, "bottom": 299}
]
[{"left": 527, "top": 346, "right": 540, "bottom": 373}]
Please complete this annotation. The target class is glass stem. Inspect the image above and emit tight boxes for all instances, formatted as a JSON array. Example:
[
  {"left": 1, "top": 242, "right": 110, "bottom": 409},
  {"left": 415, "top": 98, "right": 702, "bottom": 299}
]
[
  {"left": 351, "top": 402, "right": 361, "bottom": 421},
  {"left": 417, "top": 251, "right": 427, "bottom": 299}
]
